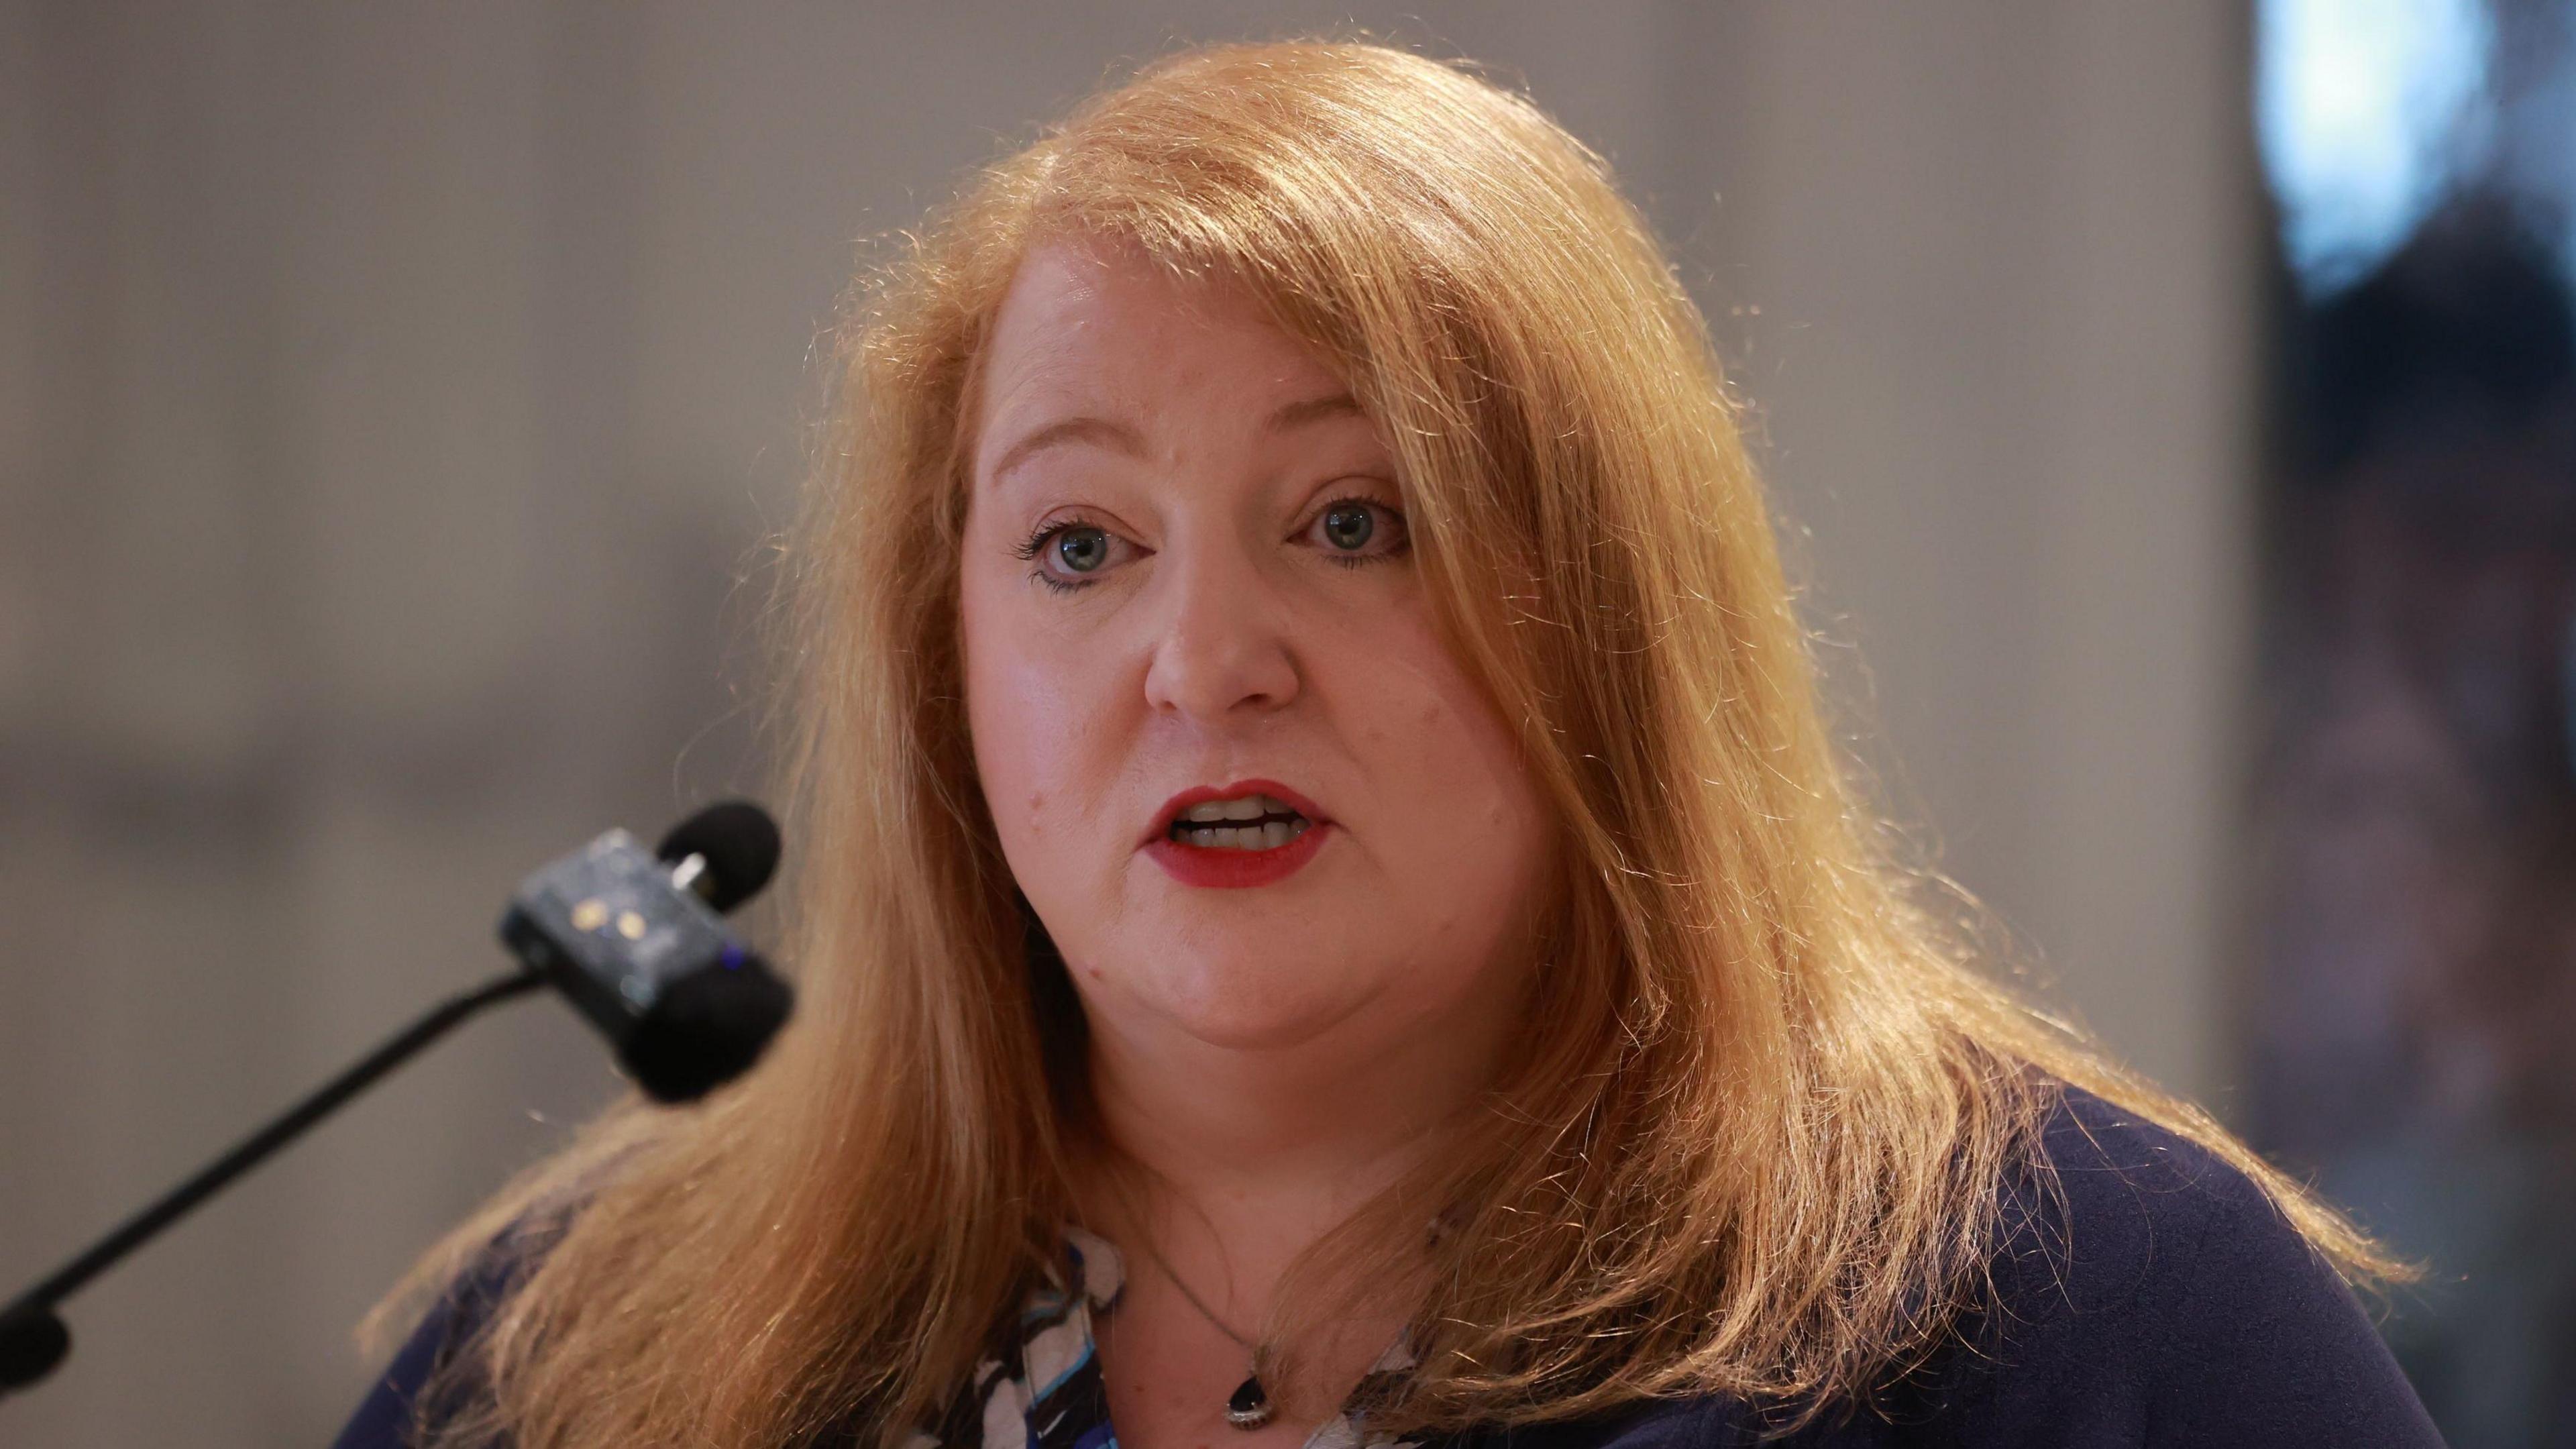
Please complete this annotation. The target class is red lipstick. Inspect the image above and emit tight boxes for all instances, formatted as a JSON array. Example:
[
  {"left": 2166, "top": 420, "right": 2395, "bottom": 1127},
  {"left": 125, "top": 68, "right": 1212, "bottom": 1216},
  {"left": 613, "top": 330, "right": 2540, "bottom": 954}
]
[{"left": 1142, "top": 778, "right": 1332, "bottom": 890}]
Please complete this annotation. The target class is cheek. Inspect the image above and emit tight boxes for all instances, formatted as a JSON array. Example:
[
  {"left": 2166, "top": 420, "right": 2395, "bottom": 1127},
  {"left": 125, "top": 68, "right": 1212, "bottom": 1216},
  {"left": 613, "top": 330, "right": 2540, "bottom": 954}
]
[
  {"left": 1349, "top": 625, "right": 1554, "bottom": 929},
  {"left": 961, "top": 570, "right": 1112, "bottom": 875}
]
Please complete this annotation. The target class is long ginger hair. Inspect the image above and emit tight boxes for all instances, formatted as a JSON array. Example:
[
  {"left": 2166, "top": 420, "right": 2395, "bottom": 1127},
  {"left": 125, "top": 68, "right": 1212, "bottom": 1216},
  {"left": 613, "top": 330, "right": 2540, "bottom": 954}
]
[{"left": 371, "top": 37, "right": 2402, "bottom": 1448}]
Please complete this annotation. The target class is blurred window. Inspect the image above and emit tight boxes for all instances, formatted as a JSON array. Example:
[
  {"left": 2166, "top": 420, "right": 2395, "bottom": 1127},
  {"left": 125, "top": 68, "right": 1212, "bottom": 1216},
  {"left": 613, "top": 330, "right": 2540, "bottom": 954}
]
[{"left": 2251, "top": 3, "right": 2576, "bottom": 1443}]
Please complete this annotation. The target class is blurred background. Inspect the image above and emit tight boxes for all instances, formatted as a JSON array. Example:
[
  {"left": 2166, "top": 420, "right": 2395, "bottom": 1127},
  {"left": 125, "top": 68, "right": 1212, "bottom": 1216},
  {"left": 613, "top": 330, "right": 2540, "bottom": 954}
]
[{"left": 1, "top": 2, "right": 2567, "bottom": 1444}]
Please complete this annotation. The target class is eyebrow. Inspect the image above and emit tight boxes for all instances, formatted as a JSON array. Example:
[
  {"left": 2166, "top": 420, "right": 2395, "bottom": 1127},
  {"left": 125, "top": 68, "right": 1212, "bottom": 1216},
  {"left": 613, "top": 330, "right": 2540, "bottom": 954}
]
[{"left": 985, "top": 390, "right": 1364, "bottom": 486}]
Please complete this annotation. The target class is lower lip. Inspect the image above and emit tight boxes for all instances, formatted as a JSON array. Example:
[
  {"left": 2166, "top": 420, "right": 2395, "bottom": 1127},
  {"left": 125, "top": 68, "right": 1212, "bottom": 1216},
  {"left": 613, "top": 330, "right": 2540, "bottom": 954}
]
[{"left": 1142, "top": 822, "right": 1331, "bottom": 888}]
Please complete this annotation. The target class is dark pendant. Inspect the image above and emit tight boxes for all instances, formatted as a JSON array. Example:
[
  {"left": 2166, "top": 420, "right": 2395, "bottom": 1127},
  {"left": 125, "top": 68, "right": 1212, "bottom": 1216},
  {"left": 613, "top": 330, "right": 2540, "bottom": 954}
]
[{"left": 1226, "top": 1373, "right": 1274, "bottom": 1430}]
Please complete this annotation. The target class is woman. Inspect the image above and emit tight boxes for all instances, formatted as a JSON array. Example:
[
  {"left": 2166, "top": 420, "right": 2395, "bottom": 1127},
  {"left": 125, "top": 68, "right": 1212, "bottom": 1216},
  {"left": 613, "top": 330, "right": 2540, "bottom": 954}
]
[{"left": 337, "top": 39, "right": 2440, "bottom": 1449}]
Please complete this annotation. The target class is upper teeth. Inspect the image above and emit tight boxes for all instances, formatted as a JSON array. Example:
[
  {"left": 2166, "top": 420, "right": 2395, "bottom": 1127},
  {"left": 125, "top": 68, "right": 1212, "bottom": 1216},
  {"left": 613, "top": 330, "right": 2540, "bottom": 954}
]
[{"left": 1180, "top": 793, "right": 1297, "bottom": 822}]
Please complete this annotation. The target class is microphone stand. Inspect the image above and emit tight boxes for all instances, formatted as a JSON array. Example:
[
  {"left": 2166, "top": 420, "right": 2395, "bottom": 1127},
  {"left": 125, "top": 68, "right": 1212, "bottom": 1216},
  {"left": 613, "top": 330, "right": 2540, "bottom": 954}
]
[
  {"left": 0, "top": 801, "right": 789, "bottom": 1398},
  {"left": 0, "top": 965, "right": 546, "bottom": 1395}
]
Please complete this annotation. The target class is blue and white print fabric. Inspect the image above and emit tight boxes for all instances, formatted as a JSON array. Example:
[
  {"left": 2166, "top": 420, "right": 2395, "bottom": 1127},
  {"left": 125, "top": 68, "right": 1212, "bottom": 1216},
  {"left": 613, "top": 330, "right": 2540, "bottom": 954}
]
[{"left": 903, "top": 1227, "right": 1421, "bottom": 1449}]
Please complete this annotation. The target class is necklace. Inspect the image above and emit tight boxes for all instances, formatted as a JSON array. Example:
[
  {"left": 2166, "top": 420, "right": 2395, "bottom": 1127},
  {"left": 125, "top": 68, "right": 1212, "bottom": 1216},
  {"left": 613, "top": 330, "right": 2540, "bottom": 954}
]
[{"left": 1132, "top": 1236, "right": 1275, "bottom": 1430}]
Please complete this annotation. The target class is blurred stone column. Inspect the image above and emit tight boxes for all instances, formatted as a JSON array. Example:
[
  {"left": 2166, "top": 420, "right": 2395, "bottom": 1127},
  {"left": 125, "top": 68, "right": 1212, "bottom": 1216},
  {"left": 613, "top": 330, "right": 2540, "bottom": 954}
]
[{"left": 1652, "top": 1, "right": 2259, "bottom": 1104}]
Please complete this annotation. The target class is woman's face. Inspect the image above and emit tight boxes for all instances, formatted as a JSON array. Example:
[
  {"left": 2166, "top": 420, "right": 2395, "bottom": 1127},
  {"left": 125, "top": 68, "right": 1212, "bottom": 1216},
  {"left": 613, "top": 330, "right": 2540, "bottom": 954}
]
[{"left": 960, "top": 239, "right": 1555, "bottom": 1057}]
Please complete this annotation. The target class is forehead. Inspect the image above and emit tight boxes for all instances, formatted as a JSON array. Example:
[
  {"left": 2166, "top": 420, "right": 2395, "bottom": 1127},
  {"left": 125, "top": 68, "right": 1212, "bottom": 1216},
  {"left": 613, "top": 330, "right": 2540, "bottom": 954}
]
[{"left": 971, "top": 241, "right": 1342, "bottom": 437}]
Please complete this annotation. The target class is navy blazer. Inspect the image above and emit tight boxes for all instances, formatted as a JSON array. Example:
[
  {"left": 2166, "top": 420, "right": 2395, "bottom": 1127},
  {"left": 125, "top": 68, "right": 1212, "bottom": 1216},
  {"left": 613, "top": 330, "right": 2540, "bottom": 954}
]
[{"left": 334, "top": 1087, "right": 2444, "bottom": 1447}]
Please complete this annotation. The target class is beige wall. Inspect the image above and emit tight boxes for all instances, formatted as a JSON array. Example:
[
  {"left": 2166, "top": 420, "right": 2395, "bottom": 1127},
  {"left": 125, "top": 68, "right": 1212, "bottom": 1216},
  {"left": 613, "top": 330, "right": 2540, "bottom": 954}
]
[{"left": 0, "top": 4, "right": 2256, "bottom": 1442}]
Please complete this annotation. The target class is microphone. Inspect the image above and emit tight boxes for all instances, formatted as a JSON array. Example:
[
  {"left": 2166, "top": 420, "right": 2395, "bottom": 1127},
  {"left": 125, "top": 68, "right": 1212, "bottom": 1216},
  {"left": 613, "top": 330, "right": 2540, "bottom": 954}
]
[
  {"left": 658, "top": 799, "right": 782, "bottom": 912},
  {"left": 0, "top": 802, "right": 792, "bottom": 1396},
  {"left": 500, "top": 802, "right": 792, "bottom": 1104}
]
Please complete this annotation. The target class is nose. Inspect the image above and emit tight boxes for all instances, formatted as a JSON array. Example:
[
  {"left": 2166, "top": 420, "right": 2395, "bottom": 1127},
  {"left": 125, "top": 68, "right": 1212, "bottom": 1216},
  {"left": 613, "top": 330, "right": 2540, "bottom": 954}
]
[{"left": 1140, "top": 533, "right": 1301, "bottom": 723}]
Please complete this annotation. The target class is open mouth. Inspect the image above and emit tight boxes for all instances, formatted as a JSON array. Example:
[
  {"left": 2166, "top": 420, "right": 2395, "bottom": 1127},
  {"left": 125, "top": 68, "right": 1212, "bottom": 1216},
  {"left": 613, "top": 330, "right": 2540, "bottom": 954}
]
[
  {"left": 1144, "top": 780, "right": 1331, "bottom": 888},
  {"left": 1166, "top": 794, "right": 1316, "bottom": 851}
]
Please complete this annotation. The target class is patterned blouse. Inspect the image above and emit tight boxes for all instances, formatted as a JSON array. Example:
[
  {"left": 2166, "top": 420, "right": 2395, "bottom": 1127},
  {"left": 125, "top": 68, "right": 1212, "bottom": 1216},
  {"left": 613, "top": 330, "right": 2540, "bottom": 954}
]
[{"left": 912, "top": 1226, "right": 1421, "bottom": 1449}]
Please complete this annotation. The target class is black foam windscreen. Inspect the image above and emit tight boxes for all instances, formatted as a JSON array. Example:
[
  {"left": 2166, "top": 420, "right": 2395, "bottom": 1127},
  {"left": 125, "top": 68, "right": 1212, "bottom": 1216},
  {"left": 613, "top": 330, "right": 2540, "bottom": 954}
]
[
  {"left": 0, "top": 1307, "right": 68, "bottom": 1391},
  {"left": 656, "top": 800, "right": 781, "bottom": 914},
  {"left": 619, "top": 948, "right": 796, "bottom": 1103}
]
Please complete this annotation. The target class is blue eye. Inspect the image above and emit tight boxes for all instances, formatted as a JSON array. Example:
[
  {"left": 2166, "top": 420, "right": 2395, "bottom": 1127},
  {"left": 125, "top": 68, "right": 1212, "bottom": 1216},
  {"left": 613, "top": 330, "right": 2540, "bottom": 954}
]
[
  {"left": 1055, "top": 527, "right": 1110, "bottom": 573},
  {"left": 1307, "top": 496, "right": 1408, "bottom": 566},
  {"left": 1013, "top": 517, "right": 1132, "bottom": 594},
  {"left": 1321, "top": 504, "right": 1375, "bottom": 551}
]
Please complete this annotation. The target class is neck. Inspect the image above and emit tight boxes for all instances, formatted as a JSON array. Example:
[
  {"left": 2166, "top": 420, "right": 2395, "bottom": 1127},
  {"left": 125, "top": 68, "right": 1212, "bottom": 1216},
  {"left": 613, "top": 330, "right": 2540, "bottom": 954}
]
[{"left": 1073, "top": 977, "right": 1523, "bottom": 1318}]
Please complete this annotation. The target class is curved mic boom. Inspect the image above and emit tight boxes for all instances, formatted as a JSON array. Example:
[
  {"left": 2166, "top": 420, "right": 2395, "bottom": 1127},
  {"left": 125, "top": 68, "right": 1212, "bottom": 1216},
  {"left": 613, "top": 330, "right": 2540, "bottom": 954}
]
[{"left": 0, "top": 802, "right": 792, "bottom": 1397}]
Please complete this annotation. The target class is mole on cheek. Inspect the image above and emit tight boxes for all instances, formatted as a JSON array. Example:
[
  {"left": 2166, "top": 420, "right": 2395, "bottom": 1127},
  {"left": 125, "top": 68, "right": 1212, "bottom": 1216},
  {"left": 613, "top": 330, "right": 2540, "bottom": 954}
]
[{"left": 1028, "top": 790, "right": 1046, "bottom": 815}]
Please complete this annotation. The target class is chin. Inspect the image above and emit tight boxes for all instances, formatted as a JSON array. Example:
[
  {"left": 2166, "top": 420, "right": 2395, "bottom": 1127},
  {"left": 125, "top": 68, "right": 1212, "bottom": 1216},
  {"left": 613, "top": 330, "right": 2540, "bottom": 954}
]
[{"left": 1133, "top": 947, "right": 1385, "bottom": 1051}]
